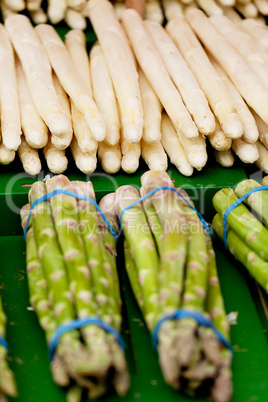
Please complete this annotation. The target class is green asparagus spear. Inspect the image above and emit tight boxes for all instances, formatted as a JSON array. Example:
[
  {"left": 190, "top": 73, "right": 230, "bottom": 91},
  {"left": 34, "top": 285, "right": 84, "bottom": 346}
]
[
  {"left": 0, "top": 295, "right": 17, "bottom": 400},
  {"left": 235, "top": 179, "right": 268, "bottom": 228},
  {"left": 28, "top": 180, "right": 98, "bottom": 389},
  {"left": 115, "top": 185, "right": 159, "bottom": 331},
  {"left": 140, "top": 187, "right": 163, "bottom": 253},
  {"left": 213, "top": 213, "right": 268, "bottom": 292},
  {"left": 21, "top": 204, "right": 70, "bottom": 387},
  {"left": 213, "top": 187, "right": 268, "bottom": 261},
  {"left": 123, "top": 239, "right": 144, "bottom": 312},
  {"left": 140, "top": 171, "right": 188, "bottom": 317}
]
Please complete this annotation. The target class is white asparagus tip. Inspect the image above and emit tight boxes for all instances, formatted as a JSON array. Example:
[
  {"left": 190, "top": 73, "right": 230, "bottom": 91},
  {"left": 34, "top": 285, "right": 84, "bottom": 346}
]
[
  {"left": 188, "top": 149, "right": 208, "bottom": 171},
  {"left": 76, "top": 155, "right": 97, "bottom": 174},
  {"left": 23, "top": 157, "right": 42, "bottom": 176},
  {"left": 84, "top": 114, "right": 106, "bottom": 142},
  {"left": 106, "top": 125, "right": 120, "bottom": 146},
  {"left": 197, "top": 113, "right": 216, "bottom": 135},
  {"left": 0, "top": 144, "right": 16, "bottom": 165},
  {"left": 3, "top": 130, "right": 22, "bottom": 151},
  {"left": 222, "top": 113, "right": 243, "bottom": 139},
  {"left": 124, "top": 123, "right": 143, "bottom": 144},
  {"left": 25, "top": 129, "right": 48, "bottom": 149},
  {"left": 47, "top": 156, "right": 68, "bottom": 174},
  {"left": 177, "top": 164, "right": 194, "bottom": 177},
  {"left": 121, "top": 153, "right": 140, "bottom": 173},
  {"left": 144, "top": 127, "right": 162, "bottom": 144},
  {"left": 181, "top": 122, "right": 199, "bottom": 139},
  {"left": 47, "top": 113, "right": 72, "bottom": 138}
]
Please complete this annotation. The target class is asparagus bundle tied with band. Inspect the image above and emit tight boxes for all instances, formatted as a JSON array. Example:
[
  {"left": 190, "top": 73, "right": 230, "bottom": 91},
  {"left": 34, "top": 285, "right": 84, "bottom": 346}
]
[
  {"left": 20, "top": 175, "right": 129, "bottom": 399},
  {"left": 213, "top": 177, "right": 268, "bottom": 293},
  {"left": 0, "top": 295, "right": 17, "bottom": 401},
  {"left": 99, "top": 170, "right": 233, "bottom": 401}
]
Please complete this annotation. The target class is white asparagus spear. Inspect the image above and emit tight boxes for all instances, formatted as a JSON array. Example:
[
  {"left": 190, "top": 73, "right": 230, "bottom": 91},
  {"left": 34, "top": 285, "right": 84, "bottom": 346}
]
[
  {"left": 161, "top": 113, "right": 194, "bottom": 176},
  {"left": 87, "top": 1, "right": 143, "bottom": 144},
  {"left": 36, "top": 23, "right": 106, "bottom": 142},
  {"left": 255, "top": 140, "right": 268, "bottom": 173},
  {"left": 177, "top": 130, "right": 207, "bottom": 170},
  {"left": 67, "top": 0, "right": 86, "bottom": 11},
  {"left": 90, "top": 43, "right": 121, "bottom": 146},
  {"left": 209, "top": 55, "right": 259, "bottom": 144},
  {"left": 121, "top": 132, "right": 141, "bottom": 173},
  {"left": 5, "top": 14, "right": 72, "bottom": 139},
  {"left": 214, "top": 149, "right": 234, "bottom": 167},
  {"left": 16, "top": 58, "right": 48, "bottom": 149},
  {"left": 18, "top": 135, "right": 42, "bottom": 175},
  {"left": 217, "top": 0, "right": 236, "bottom": 6},
  {"left": 166, "top": 18, "right": 243, "bottom": 139},
  {"left": 220, "top": 6, "right": 242, "bottom": 23},
  {"left": 51, "top": 73, "right": 73, "bottom": 150},
  {"left": 114, "top": 0, "right": 125, "bottom": 20},
  {"left": 141, "top": 139, "right": 168, "bottom": 171},
  {"left": 251, "top": 109, "right": 268, "bottom": 149},
  {"left": 64, "top": 8, "right": 87, "bottom": 30},
  {"left": 47, "top": 0, "right": 67, "bottom": 24},
  {"left": 67, "top": 0, "right": 86, "bottom": 10},
  {"left": 98, "top": 142, "right": 122, "bottom": 174},
  {"left": 0, "top": 143, "right": 15, "bottom": 165},
  {"left": 29, "top": 8, "right": 48, "bottom": 24},
  {"left": 254, "top": 0, "right": 268, "bottom": 15},
  {"left": 71, "top": 101, "right": 98, "bottom": 155},
  {"left": 0, "top": 24, "right": 21, "bottom": 151},
  {"left": 43, "top": 135, "right": 68, "bottom": 174},
  {"left": 162, "top": 0, "right": 184, "bottom": 20},
  {"left": 145, "top": 0, "right": 164, "bottom": 24},
  {"left": 27, "top": 0, "right": 43, "bottom": 11},
  {"left": 2, "top": 0, "right": 25, "bottom": 11},
  {"left": 146, "top": 20, "right": 215, "bottom": 135},
  {"left": 208, "top": 120, "right": 232, "bottom": 151},
  {"left": 235, "top": 2, "right": 258, "bottom": 18},
  {"left": 240, "top": 18, "right": 268, "bottom": 55},
  {"left": 138, "top": 68, "right": 162, "bottom": 144},
  {"left": 196, "top": 0, "right": 223, "bottom": 16},
  {"left": 64, "top": 29, "right": 91, "bottom": 93},
  {"left": 65, "top": 29, "right": 98, "bottom": 153},
  {"left": 121, "top": 9, "right": 198, "bottom": 139},
  {"left": 210, "top": 15, "right": 268, "bottom": 92},
  {"left": 232, "top": 138, "right": 259, "bottom": 164},
  {"left": 71, "top": 137, "right": 97, "bottom": 174},
  {"left": 186, "top": 10, "right": 268, "bottom": 126},
  {"left": 0, "top": 2, "right": 16, "bottom": 20}
]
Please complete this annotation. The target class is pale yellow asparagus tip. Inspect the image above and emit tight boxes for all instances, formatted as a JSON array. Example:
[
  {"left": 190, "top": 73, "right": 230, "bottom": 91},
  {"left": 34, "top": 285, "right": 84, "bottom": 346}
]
[{"left": 0, "top": 143, "right": 16, "bottom": 165}]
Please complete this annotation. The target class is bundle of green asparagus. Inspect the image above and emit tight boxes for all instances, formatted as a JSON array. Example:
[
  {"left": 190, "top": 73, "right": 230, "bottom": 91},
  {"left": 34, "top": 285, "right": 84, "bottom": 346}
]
[
  {"left": 20, "top": 175, "right": 129, "bottom": 400},
  {"left": 0, "top": 295, "right": 17, "bottom": 401},
  {"left": 100, "top": 170, "right": 233, "bottom": 401},
  {"left": 213, "top": 177, "right": 268, "bottom": 293}
]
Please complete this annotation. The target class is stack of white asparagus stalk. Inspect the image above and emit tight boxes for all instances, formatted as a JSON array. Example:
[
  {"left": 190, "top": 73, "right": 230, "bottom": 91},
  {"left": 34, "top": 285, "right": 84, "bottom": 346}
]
[
  {"left": 1, "top": 2, "right": 268, "bottom": 176},
  {"left": 1, "top": 0, "right": 267, "bottom": 29},
  {"left": 114, "top": 0, "right": 268, "bottom": 24}
]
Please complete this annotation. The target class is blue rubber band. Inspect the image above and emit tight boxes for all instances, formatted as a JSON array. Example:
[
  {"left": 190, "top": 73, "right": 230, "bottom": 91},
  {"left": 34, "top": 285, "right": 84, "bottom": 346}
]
[
  {"left": 119, "top": 186, "right": 211, "bottom": 238},
  {"left": 24, "top": 189, "right": 118, "bottom": 242},
  {"left": 152, "top": 308, "right": 233, "bottom": 354},
  {"left": 49, "top": 316, "right": 126, "bottom": 361},
  {"left": 0, "top": 335, "right": 8, "bottom": 350},
  {"left": 223, "top": 185, "right": 268, "bottom": 249}
]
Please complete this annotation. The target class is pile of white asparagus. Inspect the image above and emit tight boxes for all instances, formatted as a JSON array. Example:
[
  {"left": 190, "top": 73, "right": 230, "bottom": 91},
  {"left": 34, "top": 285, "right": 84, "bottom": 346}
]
[
  {"left": 114, "top": 0, "right": 268, "bottom": 25},
  {"left": 1, "top": 1, "right": 268, "bottom": 176},
  {"left": 1, "top": 0, "right": 267, "bottom": 29}
]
